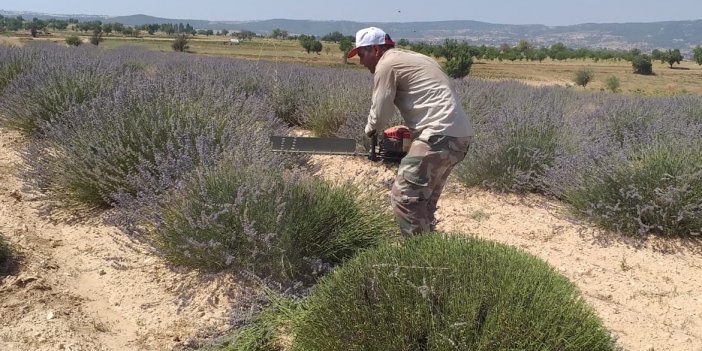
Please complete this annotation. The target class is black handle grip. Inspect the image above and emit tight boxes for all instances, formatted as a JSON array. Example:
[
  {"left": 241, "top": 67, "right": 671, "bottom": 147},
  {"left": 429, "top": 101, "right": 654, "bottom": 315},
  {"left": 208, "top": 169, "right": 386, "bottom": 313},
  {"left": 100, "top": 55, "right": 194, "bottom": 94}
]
[{"left": 369, "top": 134, "right": 378, "bottom": 161}]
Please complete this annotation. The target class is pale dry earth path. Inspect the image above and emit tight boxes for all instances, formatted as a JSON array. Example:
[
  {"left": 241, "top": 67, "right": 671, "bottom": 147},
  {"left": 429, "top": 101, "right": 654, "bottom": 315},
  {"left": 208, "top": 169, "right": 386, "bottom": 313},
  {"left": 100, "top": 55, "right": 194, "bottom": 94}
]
[
  {"left": 1, "top": 124, "right": 701, "bottom": 351},
  {"left": 311, "top": 154, "right": 702, "bottom": 351},
  {"left": 0, "top": 128, "right": 242, "bottom": 350}
]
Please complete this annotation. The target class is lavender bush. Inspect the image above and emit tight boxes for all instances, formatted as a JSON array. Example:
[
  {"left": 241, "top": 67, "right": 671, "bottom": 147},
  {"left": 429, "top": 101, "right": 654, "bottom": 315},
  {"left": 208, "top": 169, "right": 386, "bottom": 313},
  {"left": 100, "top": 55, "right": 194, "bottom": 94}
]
[
  {"left": 293, "top": 234, "right": 617, "bottom": 350},
  {"left": 0, "top": 44, "right": 122, "bottom": 135},
  {"left": 149, "top": 162, "right": 396, "bottom": 289},
  {"left": 9, "top": 41, "right": 701, "bottom": 242},
  {"left": 0, "top": 44, "right": 37, "bottom": 94},
  {"left": 23, "top": 68, "right": 283, "bottom": 209},
  {"left": 548, "top": 95, "right": 702, "bottom": 236},
  {"left": 451, "top": 79, "right": 702, "bottom": 236},
  {"left": 297, "top": 69, "right": 372, "bottom": 137},
  {"left": 564, "top": 140, "right": 702, "bottom": 235},
  {"left": 453, "top": 81, "right": 572, "bottom": 193}
]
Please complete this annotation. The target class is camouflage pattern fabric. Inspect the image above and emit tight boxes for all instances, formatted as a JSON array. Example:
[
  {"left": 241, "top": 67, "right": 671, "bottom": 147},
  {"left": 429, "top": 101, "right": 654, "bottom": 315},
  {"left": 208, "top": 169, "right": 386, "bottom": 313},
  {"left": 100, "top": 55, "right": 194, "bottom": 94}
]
[{"left": 390, "top": 135, "right": 471, "bottom": 237}]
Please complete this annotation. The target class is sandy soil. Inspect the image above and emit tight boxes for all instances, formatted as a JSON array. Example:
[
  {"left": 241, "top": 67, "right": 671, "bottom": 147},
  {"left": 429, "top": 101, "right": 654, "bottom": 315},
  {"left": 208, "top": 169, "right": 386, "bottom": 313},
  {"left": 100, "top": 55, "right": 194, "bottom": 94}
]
[
  {"left": 310, "top": 154, "right": 702, "bottom": 351},
  {"left": 1, "top": 127, "right": 701, "bottom": 351},
  {"left": 0, "top": 129, "right": 243, "bottom": 350}
]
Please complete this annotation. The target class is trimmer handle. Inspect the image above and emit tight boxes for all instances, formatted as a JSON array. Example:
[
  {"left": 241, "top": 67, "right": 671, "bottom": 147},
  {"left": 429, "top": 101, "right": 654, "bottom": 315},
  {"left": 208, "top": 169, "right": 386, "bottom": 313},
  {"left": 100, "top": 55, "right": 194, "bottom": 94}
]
[{"left": 369, "top": 133, "right": 378, "bottom": 161}]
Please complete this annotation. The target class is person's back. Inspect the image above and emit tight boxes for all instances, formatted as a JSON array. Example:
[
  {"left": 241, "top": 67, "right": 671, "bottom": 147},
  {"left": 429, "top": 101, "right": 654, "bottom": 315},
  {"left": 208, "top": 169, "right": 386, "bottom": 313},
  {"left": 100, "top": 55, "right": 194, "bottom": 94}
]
[{"left": 371, "top": 48, "right": 473, "bottom": 141}]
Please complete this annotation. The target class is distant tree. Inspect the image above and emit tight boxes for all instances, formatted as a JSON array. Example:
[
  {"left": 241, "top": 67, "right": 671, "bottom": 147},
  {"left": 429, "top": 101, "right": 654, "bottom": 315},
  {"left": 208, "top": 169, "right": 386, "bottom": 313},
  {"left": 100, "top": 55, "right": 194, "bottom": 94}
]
[
  {"left": 694, "top": 45, "right": 702, "bottom": 65},
  {"left": 299, "top": 34, "right": 316, "bottom": 53},
  {"left": 516, "top": 39, "right": 533, "bottom": 53},
  {"left": 664, "top": 49, "right": 683, "bottom": 68},
  {"left": 89, "top": 28, "right": 104, "bottom": 45},
  {"left": 443, "top": 54, "right": 472, "bottom": 79},
  {"left": 632, "top": 54, "right": 653, "bottom": 75},
  {"left": 548, "top": 42, "right": 568, "bottom": 60},
  {"left": 102, "top": 24, "right": 112, "bottom": 35},
  {"left": 112, "top": 22, "right": 125, "bottom": 33},
  {"left": 651, "top": 49, "right": 664, "bottom": 63},
  {"left": 410, "top": 42, "right": 435, "bottom": 57},
  {"left": 310, "top": 40, "right": 323, "bottom": 54},
  {"left": 271, "top": 28, "right": 288, "bottom": 39},
  {"left": 604, "top": 75, "right": 620, "bottom": 93},
  {"left": 6, "top": 16, "right": 23, "bottom": 31},
  {"left": 573, "top": 68, "right": 594, "bottom": 87},
  {"left": 172, "top": 34, "right": 189, "bottom": 52},
  {"left": 397, "top": 38, "right": 410, "bottom": 47},
  {"left": 220, "top": 29, "right": 229, "bottom": 36},
  {"left": 160, "top": 23, "right": 174, "bottom": 34},
  {"left": 46, "top": 19, "right": 68, "bottom": 30},
  {"left": 236, "top": 30, "right": 256, "bottom": 40},
  {"left": 78, "top": 20, "right": 102, "bottom": 32},
  {"left": 65, "top": 35, "right": 82, "bottom": 46},
  {"left": 321, "top": 31, "right": 345, "bottom": 42},
  {"left": 435, "top": 39, "right": 471, "bottom": 61},
  {"left": 624, "top": 48, "right": 642, "bottom": 62},
  {"left": 534, "top": 49, "right": 548, "bottom": 62},
  {"left": 339, "top": 36, "right": 354, "bottom": 64}
]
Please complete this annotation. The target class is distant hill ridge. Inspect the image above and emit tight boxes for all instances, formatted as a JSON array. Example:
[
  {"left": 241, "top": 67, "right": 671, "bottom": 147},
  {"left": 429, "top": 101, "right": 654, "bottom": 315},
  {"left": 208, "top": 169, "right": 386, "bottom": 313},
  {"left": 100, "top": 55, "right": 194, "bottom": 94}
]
[{"left": 2, "top": 10, "right": 701, "bottom": 52}]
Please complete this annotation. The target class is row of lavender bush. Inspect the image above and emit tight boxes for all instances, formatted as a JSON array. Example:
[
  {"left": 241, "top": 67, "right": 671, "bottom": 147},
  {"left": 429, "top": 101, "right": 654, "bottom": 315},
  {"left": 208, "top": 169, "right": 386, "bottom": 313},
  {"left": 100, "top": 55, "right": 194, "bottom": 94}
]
[
  {"left": 0, "top": 43, "right": 395, "bottom": 292},
  {"left": 453, "top": 80, "right": 702, "bottom": 235},
  {"left": 2, "top": 42, "right": 700, "bottom": 241}
]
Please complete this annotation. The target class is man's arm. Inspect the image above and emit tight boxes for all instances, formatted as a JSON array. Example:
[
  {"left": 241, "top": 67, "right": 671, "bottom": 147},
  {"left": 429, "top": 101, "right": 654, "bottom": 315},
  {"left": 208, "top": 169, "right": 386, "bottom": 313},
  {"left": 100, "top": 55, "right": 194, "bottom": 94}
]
[{"left": 366, "top": 65, "right": 397, "bottom": 135}]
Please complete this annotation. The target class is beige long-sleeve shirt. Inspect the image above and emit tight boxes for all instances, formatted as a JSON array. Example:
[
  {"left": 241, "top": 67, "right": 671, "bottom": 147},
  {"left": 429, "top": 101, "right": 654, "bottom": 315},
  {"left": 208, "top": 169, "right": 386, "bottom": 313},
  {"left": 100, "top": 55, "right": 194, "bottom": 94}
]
[{"left": 366, "top": 48, "right": 474, "bottom": 141}]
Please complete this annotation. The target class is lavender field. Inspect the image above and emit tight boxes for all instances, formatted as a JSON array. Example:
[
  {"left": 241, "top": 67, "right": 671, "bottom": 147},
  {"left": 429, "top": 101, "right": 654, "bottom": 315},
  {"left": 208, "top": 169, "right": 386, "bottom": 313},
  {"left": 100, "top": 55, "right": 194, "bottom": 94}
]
[
  {"left": 2, "top": 41, "right": 701, "bottom": 350},
  {"left": 0, "top": 43, "right": 700, "bottom": 260}
]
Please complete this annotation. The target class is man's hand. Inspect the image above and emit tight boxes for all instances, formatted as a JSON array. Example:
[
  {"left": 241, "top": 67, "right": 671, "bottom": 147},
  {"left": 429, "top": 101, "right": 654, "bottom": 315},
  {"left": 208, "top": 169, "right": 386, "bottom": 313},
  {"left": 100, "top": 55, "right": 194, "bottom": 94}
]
[{"left": 365, "top": 124, "right": 376, "bottom": 138}]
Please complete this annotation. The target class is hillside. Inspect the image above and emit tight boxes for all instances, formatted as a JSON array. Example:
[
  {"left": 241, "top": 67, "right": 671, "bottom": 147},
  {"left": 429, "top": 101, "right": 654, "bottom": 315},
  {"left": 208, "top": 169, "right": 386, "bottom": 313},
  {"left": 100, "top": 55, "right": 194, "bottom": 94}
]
[{"left": 2, "top": 10, "right": 702, "bottom": 52}]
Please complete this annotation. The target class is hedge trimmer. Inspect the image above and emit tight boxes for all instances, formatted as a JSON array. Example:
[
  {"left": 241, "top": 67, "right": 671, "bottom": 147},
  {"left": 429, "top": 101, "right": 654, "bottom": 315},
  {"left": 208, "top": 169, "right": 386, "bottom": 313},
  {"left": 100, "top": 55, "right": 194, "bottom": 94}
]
[{"left": 270, "top": 126, "right": 411, "bottom": 163}]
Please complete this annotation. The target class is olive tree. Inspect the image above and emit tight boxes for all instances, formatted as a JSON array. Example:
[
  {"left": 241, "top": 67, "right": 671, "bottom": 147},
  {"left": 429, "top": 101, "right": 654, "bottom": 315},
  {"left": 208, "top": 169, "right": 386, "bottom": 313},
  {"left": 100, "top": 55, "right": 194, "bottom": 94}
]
[
  {"left": 692, "top": 45, "right": 702, "bottom": 65},
  {"left": 664, "top": 49, "right": 683, "bottom": 68},
  {"left": 632, "top": 55, "right": 653, "bottom": 75}
]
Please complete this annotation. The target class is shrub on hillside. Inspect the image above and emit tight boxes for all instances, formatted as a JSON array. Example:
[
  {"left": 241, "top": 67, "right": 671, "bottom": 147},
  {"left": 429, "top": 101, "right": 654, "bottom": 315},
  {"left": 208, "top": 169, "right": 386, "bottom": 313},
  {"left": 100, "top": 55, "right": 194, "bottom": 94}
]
[
  {"left": 443, "top": 55, "right": 472, "bottom": 78},
  {"left": 632, "top": 55, "right": 653, "bottom": 75},
  {"left": 293, "top": 234, "right": 617, "bottom": 351},
  {"left": 605, "top": 75, "right": 620, "bottom": 92},
  {"left": 573, "top": 68, "right": 594, "bottom": 87},
  {"left": 65, "top": 35, "right": 82, "bottom": 47},
  {"left": 172, "top": 34, "right": 189, "bottom": 52}
]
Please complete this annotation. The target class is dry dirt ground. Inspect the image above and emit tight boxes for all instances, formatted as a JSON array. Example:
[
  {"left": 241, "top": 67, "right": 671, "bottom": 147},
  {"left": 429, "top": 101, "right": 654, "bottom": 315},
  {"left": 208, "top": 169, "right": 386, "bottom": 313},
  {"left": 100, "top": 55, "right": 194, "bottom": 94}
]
[
  {"left": 0, "top": 129, "right": 243, "bottom": 350},
  {"left": 1, "top": 127, "right": 701, "bottom": 351}
]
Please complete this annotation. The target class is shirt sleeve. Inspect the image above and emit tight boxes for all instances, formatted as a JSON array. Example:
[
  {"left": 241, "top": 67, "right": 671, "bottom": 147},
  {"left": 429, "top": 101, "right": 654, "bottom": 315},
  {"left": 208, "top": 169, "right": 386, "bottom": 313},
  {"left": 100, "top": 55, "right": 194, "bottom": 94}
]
[{"left": 366, "top": 64, "right": 397, "bottom": 133}]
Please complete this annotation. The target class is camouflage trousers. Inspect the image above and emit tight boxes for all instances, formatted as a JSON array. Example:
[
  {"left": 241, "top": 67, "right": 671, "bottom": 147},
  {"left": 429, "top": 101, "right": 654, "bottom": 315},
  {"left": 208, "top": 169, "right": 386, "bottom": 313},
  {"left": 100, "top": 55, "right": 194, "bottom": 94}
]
[{"left": 390, "top": 135, "right": 471, "bottom": 237}]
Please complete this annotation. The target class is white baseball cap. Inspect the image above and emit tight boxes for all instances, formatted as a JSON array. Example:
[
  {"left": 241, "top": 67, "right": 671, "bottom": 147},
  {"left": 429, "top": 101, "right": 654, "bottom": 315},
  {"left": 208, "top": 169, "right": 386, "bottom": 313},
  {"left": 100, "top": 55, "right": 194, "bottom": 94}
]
[{"left": 347, "top": 27, "right": 396, "bottom": 58}]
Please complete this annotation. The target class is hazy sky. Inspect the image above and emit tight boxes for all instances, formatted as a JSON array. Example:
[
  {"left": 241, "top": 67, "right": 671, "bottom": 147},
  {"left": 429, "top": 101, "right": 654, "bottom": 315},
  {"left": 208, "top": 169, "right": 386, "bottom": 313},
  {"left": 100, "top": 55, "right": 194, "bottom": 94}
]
[{"left": 3, "top": 0, "right": 702, "bottom": 26}]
